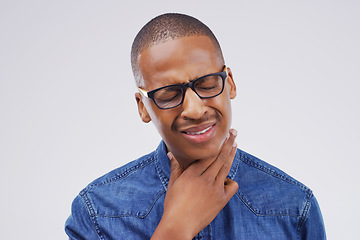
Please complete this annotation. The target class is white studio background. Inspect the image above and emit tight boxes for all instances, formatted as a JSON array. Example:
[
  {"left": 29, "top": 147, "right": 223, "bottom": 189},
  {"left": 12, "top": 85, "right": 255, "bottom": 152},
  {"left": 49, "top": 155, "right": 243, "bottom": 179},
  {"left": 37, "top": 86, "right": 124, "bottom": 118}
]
[{"left": 0, "top": 1, "right": 358, "bottom": 239}]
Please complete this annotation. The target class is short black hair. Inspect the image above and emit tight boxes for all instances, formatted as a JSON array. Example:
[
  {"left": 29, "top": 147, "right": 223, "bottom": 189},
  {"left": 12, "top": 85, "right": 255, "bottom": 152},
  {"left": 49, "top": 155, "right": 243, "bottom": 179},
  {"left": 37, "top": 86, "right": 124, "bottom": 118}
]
[{"left": 131, "top": 13, "right": 225, "bottom": 87}]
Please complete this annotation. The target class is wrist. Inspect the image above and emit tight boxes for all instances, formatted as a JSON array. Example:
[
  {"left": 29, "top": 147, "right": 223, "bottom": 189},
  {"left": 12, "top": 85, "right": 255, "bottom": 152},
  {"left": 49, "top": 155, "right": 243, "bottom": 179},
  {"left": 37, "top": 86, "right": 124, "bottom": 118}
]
[{"left": 151, "top": 217, "right": 192, "bottom": 240}]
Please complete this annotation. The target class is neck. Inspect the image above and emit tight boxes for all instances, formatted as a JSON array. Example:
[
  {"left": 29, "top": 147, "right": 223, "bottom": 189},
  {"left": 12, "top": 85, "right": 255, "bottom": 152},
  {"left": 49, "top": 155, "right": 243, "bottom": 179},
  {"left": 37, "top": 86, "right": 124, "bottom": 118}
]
[{"left": 170, "top": 152, "right": 217, "bottom": 173}]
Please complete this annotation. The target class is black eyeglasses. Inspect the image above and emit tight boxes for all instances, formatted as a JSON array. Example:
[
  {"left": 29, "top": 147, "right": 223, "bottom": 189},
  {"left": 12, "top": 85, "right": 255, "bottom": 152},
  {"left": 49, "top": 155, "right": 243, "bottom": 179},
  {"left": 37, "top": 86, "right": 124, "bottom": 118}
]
[{"left": 138, "top": 66, "right": 228, "bottom": 109}]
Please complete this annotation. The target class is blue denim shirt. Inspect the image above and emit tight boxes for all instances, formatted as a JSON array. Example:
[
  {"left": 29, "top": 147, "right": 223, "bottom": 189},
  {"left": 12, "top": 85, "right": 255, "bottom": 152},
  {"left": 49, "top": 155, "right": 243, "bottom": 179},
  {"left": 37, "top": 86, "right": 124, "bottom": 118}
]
[{"left": 65, "top": 141, "right": 326, "bottom": 239}]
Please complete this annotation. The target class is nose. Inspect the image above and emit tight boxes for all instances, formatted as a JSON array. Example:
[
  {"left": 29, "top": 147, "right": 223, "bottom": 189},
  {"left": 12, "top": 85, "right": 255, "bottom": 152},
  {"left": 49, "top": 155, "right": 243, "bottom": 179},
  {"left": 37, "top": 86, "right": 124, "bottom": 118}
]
[{"left": 180, "top": 88, "right": 207, "bottom": 119}]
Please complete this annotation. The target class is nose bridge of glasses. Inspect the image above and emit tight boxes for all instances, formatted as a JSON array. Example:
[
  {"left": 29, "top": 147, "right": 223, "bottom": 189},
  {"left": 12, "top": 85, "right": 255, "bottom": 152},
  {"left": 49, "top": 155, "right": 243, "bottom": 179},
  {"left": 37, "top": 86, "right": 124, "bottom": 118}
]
[
  {"left": 182, "top": 80, "right": 203, "bottom": 100},
  {"left": 181, "top": 87, "right": 207, "bottom": 119},
  {"left": 183, "top": 87, "right": 204, "bottom": 109}
]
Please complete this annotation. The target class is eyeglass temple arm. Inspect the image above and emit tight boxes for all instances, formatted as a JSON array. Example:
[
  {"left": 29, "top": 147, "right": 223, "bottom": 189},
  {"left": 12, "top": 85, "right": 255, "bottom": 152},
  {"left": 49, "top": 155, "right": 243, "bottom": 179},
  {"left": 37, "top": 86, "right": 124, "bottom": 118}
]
[{"left": 138, "top": 87, "right": 148, "bottom": 97}]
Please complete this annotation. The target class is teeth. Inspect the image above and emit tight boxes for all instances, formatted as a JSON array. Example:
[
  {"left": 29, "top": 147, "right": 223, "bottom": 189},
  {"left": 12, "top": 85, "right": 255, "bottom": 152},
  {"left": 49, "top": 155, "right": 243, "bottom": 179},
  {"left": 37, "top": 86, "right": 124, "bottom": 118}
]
[{"left": 186, "top": 126, "right": 212, "bottom": 135}]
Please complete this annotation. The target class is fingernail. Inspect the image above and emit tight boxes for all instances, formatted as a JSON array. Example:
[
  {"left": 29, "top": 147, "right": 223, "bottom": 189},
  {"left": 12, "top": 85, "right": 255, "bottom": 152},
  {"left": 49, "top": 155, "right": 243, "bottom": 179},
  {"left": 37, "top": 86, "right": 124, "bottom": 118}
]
[
  {"left": 233, "top": 141, "right": 237, "bottom": 148},
  {"left": 231, "top": 129, "right": 238, "bottom": 137},
  {"left": 167, "top": 152, "right": 173, "bottom": 160}
]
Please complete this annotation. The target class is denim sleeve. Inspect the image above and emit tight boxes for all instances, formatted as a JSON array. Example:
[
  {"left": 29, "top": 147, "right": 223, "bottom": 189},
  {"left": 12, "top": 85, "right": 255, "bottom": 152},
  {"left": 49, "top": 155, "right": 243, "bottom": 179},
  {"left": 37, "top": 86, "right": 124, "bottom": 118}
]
[
  {"left": 65, "top": 195, "right": 100, "bottom": 240},
  {"left": 299, "top": 194, "right": 326, "bottom": 240}
]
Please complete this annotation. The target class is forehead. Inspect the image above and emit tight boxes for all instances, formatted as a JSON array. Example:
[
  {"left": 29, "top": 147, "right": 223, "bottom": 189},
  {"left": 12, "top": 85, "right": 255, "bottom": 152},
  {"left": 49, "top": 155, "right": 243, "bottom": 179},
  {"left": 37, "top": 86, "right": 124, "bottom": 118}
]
[{"left": 138, "top": 35, "right": 222, "bottom": 89}]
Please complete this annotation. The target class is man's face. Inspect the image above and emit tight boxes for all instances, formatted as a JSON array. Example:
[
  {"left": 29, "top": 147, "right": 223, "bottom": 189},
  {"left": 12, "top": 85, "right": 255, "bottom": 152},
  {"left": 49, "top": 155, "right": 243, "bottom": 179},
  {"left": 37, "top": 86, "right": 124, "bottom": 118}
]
[{"left": 136, "top": 35, "right": 236, "bottom": 168}]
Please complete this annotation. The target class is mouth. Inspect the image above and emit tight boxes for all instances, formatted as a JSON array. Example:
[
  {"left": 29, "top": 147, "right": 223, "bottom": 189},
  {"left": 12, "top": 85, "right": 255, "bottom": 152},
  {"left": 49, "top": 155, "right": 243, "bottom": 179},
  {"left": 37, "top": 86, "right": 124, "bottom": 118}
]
[
  {"left": 184, "top": 125, "right": 213, "bottom": 135},
  {"left": 180, "top": 123, "right": 216, "bottom": 144}
]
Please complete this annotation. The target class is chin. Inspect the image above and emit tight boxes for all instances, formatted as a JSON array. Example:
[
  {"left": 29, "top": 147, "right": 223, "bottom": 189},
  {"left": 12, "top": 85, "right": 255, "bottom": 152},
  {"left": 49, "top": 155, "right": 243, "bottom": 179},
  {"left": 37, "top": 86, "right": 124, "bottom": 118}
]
[{"left": 188, "top": 141, "right": 223, "bottom": 161}]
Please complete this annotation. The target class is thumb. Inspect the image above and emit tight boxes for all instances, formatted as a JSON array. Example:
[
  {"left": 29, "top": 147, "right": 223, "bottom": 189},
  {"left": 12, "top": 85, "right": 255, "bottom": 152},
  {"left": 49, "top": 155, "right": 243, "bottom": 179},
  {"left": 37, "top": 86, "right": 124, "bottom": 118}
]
[{"left": 167, "top": 152, "right": 182, "bottom": 189}]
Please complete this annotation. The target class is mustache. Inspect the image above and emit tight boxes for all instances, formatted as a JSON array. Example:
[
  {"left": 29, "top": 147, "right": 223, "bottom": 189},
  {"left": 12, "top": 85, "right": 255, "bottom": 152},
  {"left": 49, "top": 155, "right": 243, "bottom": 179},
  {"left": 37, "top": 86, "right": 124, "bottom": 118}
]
[{"left": 174, "top": 112, "right": 220, "bottom": 130}]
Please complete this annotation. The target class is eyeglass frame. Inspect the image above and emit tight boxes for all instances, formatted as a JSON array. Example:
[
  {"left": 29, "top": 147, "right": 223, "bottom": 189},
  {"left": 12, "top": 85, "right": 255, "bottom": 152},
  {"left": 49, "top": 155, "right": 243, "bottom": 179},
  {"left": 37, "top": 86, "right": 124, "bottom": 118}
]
[{"left": 138, "top": 65, "right": 228, "bottom": 110}]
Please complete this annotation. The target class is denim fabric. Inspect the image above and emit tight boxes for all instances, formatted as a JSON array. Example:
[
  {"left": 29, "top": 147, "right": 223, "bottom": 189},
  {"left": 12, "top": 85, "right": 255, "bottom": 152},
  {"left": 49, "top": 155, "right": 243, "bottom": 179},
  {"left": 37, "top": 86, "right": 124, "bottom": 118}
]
[{"left": 65, "top": 141, "right": 326, "bottom": 239}]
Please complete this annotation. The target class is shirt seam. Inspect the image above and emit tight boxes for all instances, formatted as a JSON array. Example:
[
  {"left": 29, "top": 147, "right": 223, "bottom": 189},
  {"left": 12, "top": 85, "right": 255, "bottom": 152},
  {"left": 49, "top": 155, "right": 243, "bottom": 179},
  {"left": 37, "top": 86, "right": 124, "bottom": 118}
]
[
  {"left": 236, "top": 150, "right": 313, "bottom": 218},
  {"left": 154, "top": 148, "right": 169, "bottom": 191},
  {"left": 239, "top": 151, "right": 309, "bottom": 191},
  {"left": 81, "top": 192, "right": 105, "bottom": 240},
  {"left": 78, "top": 154, "right": 159, "bottom": 222},
  {"left": 297, "top": 191, "right": 313, "bottom": 239},
  {"left": 235, "top": 192, "right": 302, "bottom": 217},
  {"left": 228, "top": 150, "right": 241, "bottom": 180},
  {"left": 90, "top": 190, "right": 167, "bottom": 218},
  {"left": 81, "top": 154, "right": 156, "bottom": 194}
]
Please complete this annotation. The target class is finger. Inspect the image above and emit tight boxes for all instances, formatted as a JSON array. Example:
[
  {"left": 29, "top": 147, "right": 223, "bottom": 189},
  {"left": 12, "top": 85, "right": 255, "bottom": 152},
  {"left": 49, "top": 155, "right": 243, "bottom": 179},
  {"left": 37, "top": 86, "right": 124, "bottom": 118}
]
[
  {"left": 223, "top": 178, "right": 239, "bottom": 200},
  {"left": 204, "top": 129, "right": 237, "bottom": 177},
  {"left": 167, "top": 152, "right": 182, "bottom": 189},
  {"left": 216, "top": 141, "right": 237, "bottom": 182}
]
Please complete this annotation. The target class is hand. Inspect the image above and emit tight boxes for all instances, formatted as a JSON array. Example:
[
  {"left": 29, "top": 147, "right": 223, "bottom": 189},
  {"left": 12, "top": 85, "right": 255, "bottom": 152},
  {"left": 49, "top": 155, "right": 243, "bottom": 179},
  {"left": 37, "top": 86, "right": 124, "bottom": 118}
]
[{"left": 151, "top": 129, "right": 239, "bottom": 240}]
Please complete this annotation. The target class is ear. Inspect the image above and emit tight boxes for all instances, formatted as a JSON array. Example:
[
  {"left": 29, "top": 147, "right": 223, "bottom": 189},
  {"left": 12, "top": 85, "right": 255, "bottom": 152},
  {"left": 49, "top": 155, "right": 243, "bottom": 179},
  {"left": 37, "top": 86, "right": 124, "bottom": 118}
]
[
  {"left": 226, "top": 67, "right": 237, "bottom": 99},
  {"left": 135, "top": 92, "right": 151, "bottom": 123}
]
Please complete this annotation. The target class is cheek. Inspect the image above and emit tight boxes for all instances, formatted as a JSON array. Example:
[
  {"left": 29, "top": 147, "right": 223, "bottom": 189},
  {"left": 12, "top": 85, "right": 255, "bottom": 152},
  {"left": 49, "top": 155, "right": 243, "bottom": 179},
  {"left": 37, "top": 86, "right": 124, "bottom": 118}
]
[
  {"left": 221, "top": 86, "right": 233, "bottom": 122},
  {"left": 146, "top": 104, "right": 177, "bottom": 138},
  {"left": 153, "top": 115, "right": 172, "bottom": 133},
  {"left": 212, "top": 91, "right": 232, "bottom": 121},
  {"left": 207, "top": 94, "right": 233, "bottom": 138}
]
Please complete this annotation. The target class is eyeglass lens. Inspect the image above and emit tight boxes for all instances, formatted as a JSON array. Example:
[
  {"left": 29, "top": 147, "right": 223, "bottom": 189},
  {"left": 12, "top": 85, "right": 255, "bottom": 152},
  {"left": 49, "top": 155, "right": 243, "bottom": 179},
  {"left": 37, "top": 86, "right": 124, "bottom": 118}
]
[{"left": 153, "top": 74, "right": 224, "bottom": 109}]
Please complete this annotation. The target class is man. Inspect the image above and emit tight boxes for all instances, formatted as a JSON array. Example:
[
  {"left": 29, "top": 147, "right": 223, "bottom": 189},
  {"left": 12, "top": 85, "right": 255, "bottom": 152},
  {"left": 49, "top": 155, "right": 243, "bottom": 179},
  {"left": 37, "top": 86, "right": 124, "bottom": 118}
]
[{"left": 65, "top": 13, "right": 326, "bottom": 239}]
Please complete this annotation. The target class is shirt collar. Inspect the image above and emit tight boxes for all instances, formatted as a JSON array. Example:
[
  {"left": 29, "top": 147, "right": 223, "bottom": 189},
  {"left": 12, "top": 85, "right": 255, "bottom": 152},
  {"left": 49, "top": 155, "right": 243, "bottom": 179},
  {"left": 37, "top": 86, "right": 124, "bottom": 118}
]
[{"left": 155, "top": 140, "right": 241, "bottom": 190}]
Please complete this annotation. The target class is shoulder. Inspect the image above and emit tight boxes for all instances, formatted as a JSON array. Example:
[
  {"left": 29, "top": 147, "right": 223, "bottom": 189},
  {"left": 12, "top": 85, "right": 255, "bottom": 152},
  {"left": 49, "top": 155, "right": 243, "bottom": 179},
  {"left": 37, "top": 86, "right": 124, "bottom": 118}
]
[
  {"left": 234, "top": 149, "right": 313, "bottom": 217},
  {"left": 86, "top": 151, "right": 157, "bottom": 187},
  {"left": 77, "top": 150, "right": 166, "bottom": 218}
]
